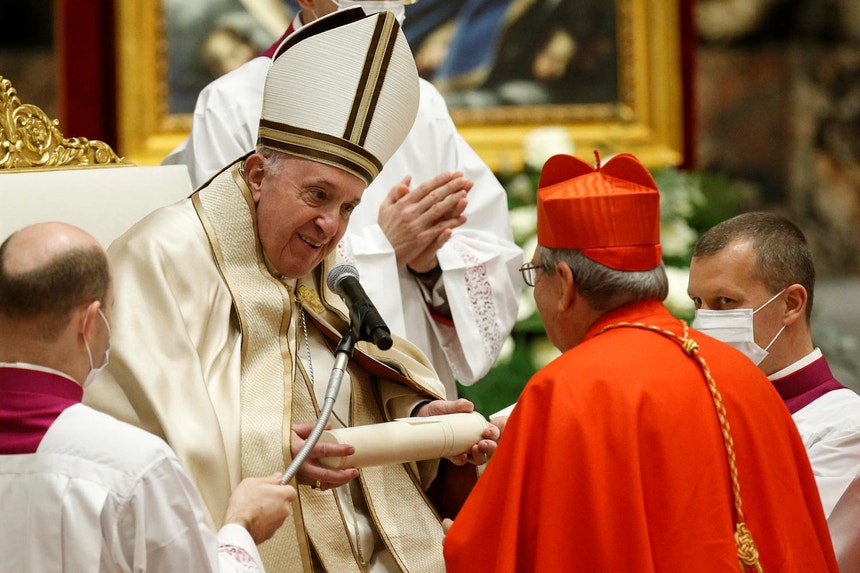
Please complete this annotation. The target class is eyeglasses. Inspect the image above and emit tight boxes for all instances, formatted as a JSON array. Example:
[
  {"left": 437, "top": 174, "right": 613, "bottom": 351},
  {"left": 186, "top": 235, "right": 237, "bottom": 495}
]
[{"left": 519, "top": 262, "right": 542, "bottom": 287}]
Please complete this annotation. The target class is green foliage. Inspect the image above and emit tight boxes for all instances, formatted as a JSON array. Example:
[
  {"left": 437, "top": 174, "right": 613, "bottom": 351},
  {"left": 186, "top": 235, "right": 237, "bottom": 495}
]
[
  {"left": 687, "top": 171, "right": 761, "bottom": 234},
  {"left": 458, "top": 336, "right": 534, "bottom": 416}
]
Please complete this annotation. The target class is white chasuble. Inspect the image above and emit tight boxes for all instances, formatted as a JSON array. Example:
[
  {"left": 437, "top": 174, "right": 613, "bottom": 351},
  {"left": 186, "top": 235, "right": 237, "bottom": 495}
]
[{"left": 90, "top": 163, "right": 448, "bottom": 573}]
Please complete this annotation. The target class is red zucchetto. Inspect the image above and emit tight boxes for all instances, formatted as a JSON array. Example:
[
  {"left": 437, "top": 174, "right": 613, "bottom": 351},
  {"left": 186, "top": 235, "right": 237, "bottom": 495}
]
[{"left": 536, "top": 151, "right": 662, "bottom": 271}]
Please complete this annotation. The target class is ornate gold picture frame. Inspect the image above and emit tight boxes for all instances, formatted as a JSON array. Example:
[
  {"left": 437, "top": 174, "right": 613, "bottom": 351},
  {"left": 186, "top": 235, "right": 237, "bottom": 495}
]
[{"left": 115, "top": 0, "right": 684, "bottom": 170}]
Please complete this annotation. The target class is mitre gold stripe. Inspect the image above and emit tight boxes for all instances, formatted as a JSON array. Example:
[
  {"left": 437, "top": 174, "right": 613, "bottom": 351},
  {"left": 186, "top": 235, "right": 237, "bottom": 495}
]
[
  {"left": 344, "top": 13, "right": 399, "bottom": 146},
  {"left": 259, "top": 122, "right": 381, "bottom": 184}
]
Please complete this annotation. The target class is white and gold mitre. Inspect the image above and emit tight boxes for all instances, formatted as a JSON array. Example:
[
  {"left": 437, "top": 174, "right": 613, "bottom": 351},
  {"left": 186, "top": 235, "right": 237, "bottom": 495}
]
[{"left": 258, "top": 8, "right": 419, "bottom": 185}]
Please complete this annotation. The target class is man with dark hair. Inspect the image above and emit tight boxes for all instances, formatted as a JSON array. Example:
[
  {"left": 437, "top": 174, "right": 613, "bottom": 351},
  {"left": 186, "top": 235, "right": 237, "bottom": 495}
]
[
  {"left": 0, "top": 227, "right": 110, "bottom": 337},
  {"left": 688, "top": 211, "right": 860, "bottom": 562},
  {"left": 0, "top": 222, "right": 296, "bottom": 572},
  {"left": 444, "top": 154, "right": 837, "bottom": 572}
]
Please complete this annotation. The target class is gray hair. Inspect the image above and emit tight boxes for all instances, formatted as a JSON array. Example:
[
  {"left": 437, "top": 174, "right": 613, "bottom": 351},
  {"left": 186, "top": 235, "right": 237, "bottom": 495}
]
[
  {"left": 539, "top": 246, "right": 668, "bottom": 312},
  {"left": 255, "top": 146, "right": 289, "bottom": 178}
]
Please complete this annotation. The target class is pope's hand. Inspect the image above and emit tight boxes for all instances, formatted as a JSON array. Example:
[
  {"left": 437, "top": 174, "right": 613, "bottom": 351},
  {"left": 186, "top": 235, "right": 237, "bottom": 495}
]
[{"left": 290, "top": 422, "right": 359, "bottom": 490}]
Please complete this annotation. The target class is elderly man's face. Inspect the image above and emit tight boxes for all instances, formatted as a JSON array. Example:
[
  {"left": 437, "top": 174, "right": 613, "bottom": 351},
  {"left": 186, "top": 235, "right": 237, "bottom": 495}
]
[
  {"left": 531, "top": 252, "right": 564, "bottom": 350},
  {"left": 249, "top": 154, "right": 364, "bottom": 279}
]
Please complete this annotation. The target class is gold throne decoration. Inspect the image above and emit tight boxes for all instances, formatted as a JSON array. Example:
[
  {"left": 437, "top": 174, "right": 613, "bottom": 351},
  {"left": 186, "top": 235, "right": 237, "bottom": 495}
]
[{"left": 0, "top": 76, "right": 127, "bottom": 169}]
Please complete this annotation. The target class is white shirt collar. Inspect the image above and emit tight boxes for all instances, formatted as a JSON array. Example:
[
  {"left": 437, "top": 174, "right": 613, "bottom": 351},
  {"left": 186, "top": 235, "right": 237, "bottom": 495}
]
[
  {"left": 0, "top": 362, "right": 81, "bottom": 385},
  {"left": 767, "top": 348, "right": 823, "bottom": 381},
  {"left": 293, "top": 12, "right": 306, "bottom": 30}
]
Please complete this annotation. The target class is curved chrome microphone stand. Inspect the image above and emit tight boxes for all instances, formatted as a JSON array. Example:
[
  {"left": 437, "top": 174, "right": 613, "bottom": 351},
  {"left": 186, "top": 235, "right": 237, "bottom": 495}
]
[{"left": 280, "top": 331, "right": 356, "bottom": 486}]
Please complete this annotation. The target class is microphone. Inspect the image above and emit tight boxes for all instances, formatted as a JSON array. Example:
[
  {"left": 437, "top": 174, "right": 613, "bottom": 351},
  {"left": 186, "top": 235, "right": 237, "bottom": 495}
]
[{"left": 326, "top": 264, "right": 393, "bottom": 350}]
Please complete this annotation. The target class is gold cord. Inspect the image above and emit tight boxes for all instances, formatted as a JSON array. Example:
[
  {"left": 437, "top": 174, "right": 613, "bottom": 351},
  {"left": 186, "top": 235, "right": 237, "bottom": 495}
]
[{"left": 596, "top": 320, "right": 764, "bottom": 572}]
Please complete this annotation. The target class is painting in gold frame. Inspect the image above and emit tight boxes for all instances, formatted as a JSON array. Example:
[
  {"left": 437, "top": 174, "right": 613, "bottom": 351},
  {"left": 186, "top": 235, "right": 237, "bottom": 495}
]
[{"left": 115, "top": 0, "right": 684, "bottom": 171}]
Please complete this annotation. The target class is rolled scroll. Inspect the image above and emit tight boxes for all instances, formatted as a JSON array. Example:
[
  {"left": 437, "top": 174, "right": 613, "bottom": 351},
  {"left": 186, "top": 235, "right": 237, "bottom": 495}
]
[{"left": 318, "top": 411, "right": 489, "bottom": 469}]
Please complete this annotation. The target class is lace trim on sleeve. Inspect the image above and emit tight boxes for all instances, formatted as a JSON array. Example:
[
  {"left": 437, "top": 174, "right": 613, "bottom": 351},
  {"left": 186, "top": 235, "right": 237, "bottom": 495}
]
[
  {"left": 336, "top": 237, "right": 357, "bottom": 265},
  {"left": 452, "top": 242, "right": 503, "bottom": 363},
  {"left": 218, "top": 545, "right": 262, "bottom": 572}
]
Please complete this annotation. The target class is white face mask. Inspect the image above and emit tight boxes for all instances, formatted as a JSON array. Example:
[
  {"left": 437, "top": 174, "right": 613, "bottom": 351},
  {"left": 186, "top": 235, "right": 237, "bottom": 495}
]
[
  {"left": 691, "top": 289, "right": 786, "bottom": 366},
  {"left": 333, "top": 0, "right": 407, "bottom": 25},
  {"left": 83, "top": 308, "right": 111, "bottom": 388}
]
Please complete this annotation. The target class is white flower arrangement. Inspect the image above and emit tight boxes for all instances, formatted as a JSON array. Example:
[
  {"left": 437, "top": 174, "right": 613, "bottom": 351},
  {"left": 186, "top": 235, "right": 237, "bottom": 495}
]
[
  {"left": 661, "top": 219, "right": 699, "bottom": 259},
  {"left": 522, "top": 126, "right": 575, "bottom": 169},
  {"left": 663, "top": 265, "right": 696, "bottom": 320},
  {"left": 508, "top": 205, "right": 539, "bottom": 245}
]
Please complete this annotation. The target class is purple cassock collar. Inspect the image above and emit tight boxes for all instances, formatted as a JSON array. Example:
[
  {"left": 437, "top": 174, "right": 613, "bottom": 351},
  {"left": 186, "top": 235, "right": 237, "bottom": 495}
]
[
  {"left": 259, "top": 23, "right": 295, "bottom": 59},
  {"left": 0, "top": 367, "right": 83, "bottom": 454},
  {"left": 771, "top": 356, "right": 845, "bottom": 415}
]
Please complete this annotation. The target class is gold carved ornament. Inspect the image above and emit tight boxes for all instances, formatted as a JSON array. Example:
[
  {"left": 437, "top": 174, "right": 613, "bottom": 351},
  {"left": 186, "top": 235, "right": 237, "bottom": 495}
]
[{"left": 0, "top": 76, "right": 127, "bottom": 169}]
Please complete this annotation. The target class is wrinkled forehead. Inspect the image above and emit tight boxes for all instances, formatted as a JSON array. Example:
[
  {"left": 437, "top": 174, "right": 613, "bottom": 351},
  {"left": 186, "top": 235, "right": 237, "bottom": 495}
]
[{"left": 276, "top": 154, "right": 367, "bottom": 199}]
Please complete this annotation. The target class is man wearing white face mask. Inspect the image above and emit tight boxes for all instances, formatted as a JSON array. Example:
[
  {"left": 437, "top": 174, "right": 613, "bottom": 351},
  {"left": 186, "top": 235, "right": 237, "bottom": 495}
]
[
  {"left": 0, "top": 222, "right": 297, "bottom": 573},
  {"left": 82, "top": 307, "right": 110, "bottom": 387},
  {"left": 690, "top": 287, "right": 787, "bottom": 367},
  {"left": 687, "top": 212, "right": 860, "bottom": 567},
  {"left": 162, "top": 0, "right": 523, "bottom": 401}
]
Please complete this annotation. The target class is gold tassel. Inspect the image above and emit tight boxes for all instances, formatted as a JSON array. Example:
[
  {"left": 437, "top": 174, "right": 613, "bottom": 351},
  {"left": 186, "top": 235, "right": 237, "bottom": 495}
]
[{"left": 735, "top": 522, "right": 763, "bottom": 572}]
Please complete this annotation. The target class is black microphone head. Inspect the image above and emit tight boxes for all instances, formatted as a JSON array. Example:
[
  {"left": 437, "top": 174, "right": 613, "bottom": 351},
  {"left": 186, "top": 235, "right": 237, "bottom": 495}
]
[{"left": 327, "top": 264, "right": 360, "bottom": 294}]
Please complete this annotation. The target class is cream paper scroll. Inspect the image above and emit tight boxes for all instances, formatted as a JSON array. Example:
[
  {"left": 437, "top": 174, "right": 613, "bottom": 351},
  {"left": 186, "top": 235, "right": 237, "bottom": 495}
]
[{"left": 318, "top": 412, "right": 489, "bottom": 469}]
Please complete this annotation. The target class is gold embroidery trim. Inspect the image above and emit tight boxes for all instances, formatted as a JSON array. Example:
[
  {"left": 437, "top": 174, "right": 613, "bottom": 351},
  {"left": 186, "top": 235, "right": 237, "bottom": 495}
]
[{"left": 297, "top": 284, "right": 325, "bottom": 314}]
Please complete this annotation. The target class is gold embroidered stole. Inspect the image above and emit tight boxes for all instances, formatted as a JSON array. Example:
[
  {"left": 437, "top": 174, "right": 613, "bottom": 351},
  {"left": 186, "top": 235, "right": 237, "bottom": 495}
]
[
  {"left": 193, "top": 164, "right": 447, "bottom": 572},
  {"left": 300, "top": 311, "right": 448, "bottom": 573},
  {"left": 194, "top": 165, "right": 307, "bottom": 571}
]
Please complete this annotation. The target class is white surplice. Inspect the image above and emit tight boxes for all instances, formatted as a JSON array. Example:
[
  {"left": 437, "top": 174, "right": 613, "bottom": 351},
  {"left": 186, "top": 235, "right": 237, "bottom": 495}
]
[
  {"left": 769, "top": 349, "right": 860, "bottom": 568},
  {"left": 771, "top": 350, "right": 860, "bottom": 517},
  {"left": 0, "top": 395, "right": 264, "bottom": 573}
]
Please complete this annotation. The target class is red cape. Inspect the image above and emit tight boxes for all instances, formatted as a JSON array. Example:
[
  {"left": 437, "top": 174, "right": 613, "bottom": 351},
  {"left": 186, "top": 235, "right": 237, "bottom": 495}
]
[{"left": 445, "top": 301, "right": 837, "bottom": 572}]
